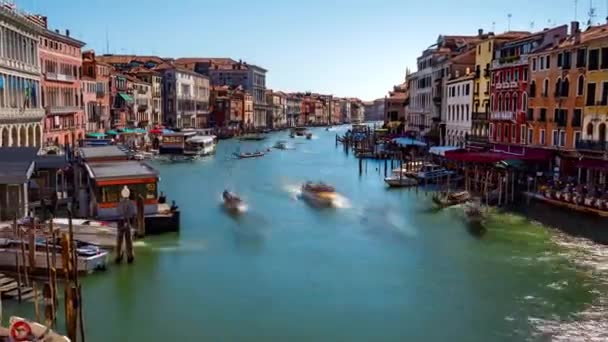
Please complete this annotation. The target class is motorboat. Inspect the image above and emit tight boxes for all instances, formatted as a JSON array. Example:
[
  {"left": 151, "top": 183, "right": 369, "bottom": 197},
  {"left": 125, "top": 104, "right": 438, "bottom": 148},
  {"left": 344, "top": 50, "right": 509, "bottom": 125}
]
[
  {"left": 412, "top": 163, "right": 455, "bottom": 181},
  {"left": 384, "top": 169, "right": 418, "bottom": 188},
  {"left": 306, "top": 133, "right": 313, "bottom": 140},
  {"left": 291, "top": 127, "right": 309, "bottom": 137},
  {"left": 432, "top": 191, "right": 471, "bottom": 208},
  {"left": 0, "top": 238, "right": 108, "bottom": 274},
  {"left": 464, "top": 201, "right": 485, "bottom": 224},
  {"left": 234, "top": 151, "right": 265, "bottom": 159},
  {"left": 273, "top": 140, "right": 289, "bottom": 150},
  {"left": 301, "top": 182, "right": 337, "bottom": 207},
  {"left": 223, "top": 190, "right": 245, "bottom": 213},
  {"left": 185, "top": 135, "right": 217, "bottom": 156}
]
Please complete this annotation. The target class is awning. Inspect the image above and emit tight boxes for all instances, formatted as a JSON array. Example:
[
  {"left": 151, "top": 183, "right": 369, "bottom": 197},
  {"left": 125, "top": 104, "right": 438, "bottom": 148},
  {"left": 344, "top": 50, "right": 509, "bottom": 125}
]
[
  {"left": 118, "top": 93, "right": 133, "bottom": 102},
  {"left": 86, "top": 132, "right": 106, "bottom": 139},
  {"left": 445, "top": 148, "right": 554, "bottom": 163},
  {"left": 430, "top": 146, "right": 460, "bottom": 156},
  {"left": 106, "top": 130, "right": 119, "bottom": 136},
  {"left": 387, "top": 121, "right": 402, "bottom": 128},
  {"left": 576, "top": 158, "right": 608, "bottom": 171}
]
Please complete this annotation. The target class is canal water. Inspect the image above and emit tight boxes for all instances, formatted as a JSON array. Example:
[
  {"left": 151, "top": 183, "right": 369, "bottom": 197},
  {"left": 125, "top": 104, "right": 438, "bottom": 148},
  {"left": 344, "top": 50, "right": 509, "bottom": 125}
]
[{"left": 5, "top": 126, "right": 608, "bottom": 341}]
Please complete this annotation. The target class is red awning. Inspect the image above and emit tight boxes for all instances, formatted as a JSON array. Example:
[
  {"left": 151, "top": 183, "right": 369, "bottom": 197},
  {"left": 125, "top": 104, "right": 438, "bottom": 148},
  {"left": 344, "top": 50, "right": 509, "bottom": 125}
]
[
  {"left": 445, "top": 147, "right": 554, "bottom": 163},
  {"left": 576, "top": 158, "right": 608, "bottom": 170}
]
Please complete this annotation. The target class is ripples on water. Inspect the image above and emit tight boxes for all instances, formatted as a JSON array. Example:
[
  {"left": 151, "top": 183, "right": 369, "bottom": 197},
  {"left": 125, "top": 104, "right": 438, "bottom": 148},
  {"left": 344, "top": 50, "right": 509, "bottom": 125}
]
[{"left": 528, "top": 228, "right": 608, "bottom": 341}]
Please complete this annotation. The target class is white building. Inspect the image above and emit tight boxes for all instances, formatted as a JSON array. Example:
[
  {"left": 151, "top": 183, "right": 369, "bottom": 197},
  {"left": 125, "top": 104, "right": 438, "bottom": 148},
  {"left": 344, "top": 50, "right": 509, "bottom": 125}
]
[
  {"left": 445, "top": 74, "right": 474, "bottom": 147},
  {"left": 159, "top": 65, "right": 209, "bottom": 128},
  {"left": 0, "top": 5, "right": 45, "bottom": 147}
]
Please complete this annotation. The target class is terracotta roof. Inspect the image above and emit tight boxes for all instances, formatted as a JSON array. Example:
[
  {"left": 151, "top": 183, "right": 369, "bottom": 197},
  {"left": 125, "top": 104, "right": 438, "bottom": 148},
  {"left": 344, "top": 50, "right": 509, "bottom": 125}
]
[
  {"left": 449, "top": 48, "right": 476, "bottom": 65},
  {"left": 97, "top": 54, "right": 167, "bottom": 65},
  {"left": 446, "top": 73, "right": 475, "bottom": 84},
  {"left": 175, "top": 57, "right": 238, "bottom": 65},
  {"left": 556, "top": 23, "right": 608, "bottom": 49}
]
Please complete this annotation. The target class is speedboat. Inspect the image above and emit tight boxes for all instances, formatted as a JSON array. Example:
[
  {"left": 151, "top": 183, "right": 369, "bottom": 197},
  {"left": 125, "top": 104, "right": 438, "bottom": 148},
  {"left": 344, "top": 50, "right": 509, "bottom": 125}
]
[
  {"left": 306, "top": 133, "right": 313, "bottom": 140},
  {"left": 273, "top": 140, "right": 289, "bottom": 150},
  {"left": 384, "top": 169, "right": 418, "bottom": 188},
  {"left": 301, "top": 182, "right": 337, "bottom": 207},
  {"left": 234, "top": 151, "right": 265, "bottom": 159},
  {"left": 223, "top": 190, "right": 245, "bottom": 212},
  {"left": 292, "top": 127, "right": 308, "bottom": 137}
]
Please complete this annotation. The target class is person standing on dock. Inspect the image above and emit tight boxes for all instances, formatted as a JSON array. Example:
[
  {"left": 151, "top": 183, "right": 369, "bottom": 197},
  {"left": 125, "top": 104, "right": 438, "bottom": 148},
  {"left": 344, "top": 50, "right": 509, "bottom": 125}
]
[{"left": 116, "top": 186, "right": 135, "bottom": 264}]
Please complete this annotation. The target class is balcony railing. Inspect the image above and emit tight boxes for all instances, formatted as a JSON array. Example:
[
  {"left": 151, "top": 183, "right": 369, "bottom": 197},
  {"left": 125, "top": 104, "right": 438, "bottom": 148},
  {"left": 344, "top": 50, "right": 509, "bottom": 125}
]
[
  {"left": 492, "top": 55, "right": 528, "bottom": 69},
  {"left": 576, "top": 139, "right": 608, "bottom": 152},
  {"left": 96, "top": 91, "right": 105, "bottom": 98},
  {"left": 490, "top": 111, "right": 515, "bottom": 121},
  {"left": 0, "top": 108, "right": 44, "bottom": 123},
  {"left": 48, "top": 106, "right": 81, "bottom": 115},
  {"left": 45, "top": 72, "right": 76, "bottom": 82}
]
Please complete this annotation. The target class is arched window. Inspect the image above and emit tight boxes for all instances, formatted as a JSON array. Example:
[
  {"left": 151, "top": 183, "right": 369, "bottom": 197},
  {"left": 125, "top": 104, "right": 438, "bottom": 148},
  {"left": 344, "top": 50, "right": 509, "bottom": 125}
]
[
  {"left": 543, "top": 78, "right": 549, "bottom": 97},
  {"left": 587, "top": 123, "right": 594, "bottom": 138},
  {"left": 512, "top": 93, "right": 518, "bottom": 111},
  {"left": 505, "top": 93, "right": 511, "bottom": 111},
  {"left": 465, "top": 105, "right": 470, "bottom": 121},
  {"left": 456, "top": 105, "right": 460, "bottom": 121},
  {"left": 498, "top": 94, "right": 502, "bottom": 111},
  {"left": 491, "top": 94, "right": 495, "bottom": 111},
  {"left": 461, "top": 105, "right": 464, "bottom": 121},
  {"left": 521, "top": 92, "right": 528, "bottom": 111},
  {"left": 530, "top": 80, "right": 536, "bottom": 97},
  {"left": 555, "top": 77, "right": 562, "bottom": 97},
  {"left": 562, "top": 78, "right": 570, "bottom": 97},
  {"left": 577, "top": 75, "right": 585, "bottom": 96}
]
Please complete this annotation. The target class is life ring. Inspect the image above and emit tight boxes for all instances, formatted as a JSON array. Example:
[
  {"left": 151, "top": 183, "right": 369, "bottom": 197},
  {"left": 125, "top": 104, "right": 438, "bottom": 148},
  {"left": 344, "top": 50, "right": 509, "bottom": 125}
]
[{"left": 10, "top": 320, "right": 32, "bottom": 341}]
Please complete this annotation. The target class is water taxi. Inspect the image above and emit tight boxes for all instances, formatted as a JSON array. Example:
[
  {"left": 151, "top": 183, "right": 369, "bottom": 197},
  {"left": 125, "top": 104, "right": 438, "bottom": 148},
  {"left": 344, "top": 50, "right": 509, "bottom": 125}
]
[
  {"left": 273, "top": 140, "right": 289, "bottom": 150},
  {"left": 301, "top": 182, "right": 337, "bottom": 207},
  {"left": 185, "top": 135, "right": 217, "bottom": 156},
  {"left": 384, "top": 169, "right": 418, "bottom": 188},
  {"left": 222, "top": 190, "right": 246, "bottom": 213}
]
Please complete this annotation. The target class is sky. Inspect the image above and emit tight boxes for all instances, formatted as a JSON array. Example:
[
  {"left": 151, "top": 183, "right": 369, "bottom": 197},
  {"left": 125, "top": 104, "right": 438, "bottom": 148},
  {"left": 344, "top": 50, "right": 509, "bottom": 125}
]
[{"left": 15, "top": 0, "right": 608, "bottom": 101}]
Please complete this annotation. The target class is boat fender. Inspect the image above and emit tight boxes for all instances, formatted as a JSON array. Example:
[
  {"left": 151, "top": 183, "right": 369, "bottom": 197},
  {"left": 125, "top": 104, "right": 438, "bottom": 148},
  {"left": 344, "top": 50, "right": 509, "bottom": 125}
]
[{"left": 10, "top": 320, "right": 32, "bottom": 341}]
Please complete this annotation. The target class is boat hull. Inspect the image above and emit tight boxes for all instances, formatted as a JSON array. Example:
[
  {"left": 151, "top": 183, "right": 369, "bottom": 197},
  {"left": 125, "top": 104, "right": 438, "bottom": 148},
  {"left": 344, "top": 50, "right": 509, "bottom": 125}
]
[
  {"left": 0, "top": 249, "right": 108, "bottom": 274},
  {"left": 301, "top": 190, "right": 335, "bottom": 207},
  {"left": 384, "top": 177, "right": 418, "bottom": 188}
]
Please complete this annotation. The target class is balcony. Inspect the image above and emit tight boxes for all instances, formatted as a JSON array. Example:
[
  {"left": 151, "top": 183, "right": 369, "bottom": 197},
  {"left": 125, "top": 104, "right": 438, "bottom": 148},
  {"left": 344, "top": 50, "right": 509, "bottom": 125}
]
[
  {"left": 576, "top": 139, "right": 608, "bottom": 152},
  {"left": 0, "top": 108, "right": 45, "bottom": 123},
  {"left": 45, "top": 72, "right": 76, "bottom": 82},
  {"left": 492, "top": 55, "right": 528, "bottom": 69},
  {"left": 96, "top": 91, "right": 105, "bottom": 98},
  {"left": 48, "top": 106, "right": 81, "bottom": 115},
  {"left": 490, "top": 111, "right": 515, "bottom": 121}
]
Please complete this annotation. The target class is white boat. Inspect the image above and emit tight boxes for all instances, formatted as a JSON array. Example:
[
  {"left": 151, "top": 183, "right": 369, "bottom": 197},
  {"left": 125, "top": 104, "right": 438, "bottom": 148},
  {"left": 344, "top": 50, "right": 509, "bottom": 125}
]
[
  {"left": 384, "top": 169, "right": 418, "bottom": 187},
  {"left": 413, "top": 163, "right": 455, "bottom": 180},
  {"left": 47, "top": 218, "right": 128, "bottom": 249},
  {"left": 0, "top": 238, "right": 108, "bottom": 274},
  {"left": 273, "top": 140, "right": 289, "bottom": 150},
  {"left": 186, "top": 135, "right": 217, "bottom": 156},
  {"left": 301, "top": 182, "right": 337, "bottom": 207}
]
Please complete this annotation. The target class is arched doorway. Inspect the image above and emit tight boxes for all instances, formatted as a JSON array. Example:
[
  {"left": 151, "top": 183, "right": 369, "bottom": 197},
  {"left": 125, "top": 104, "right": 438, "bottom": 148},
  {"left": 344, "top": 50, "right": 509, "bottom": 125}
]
[
  {"left": 587, "top": 123, "right": 594, "bottom": 139},
  {"left": 19, "top": 126, "right": 26, "bottom": 147},
  {"left": 0, "top": 127, "right": 7, "bottom": 147},
  {"left": 64, "top": 134, "right": 70, "bottom": 146},
  {"left": 599, "top": 123, "right": 606, "bottom": 142},
  {"left": 11, "top": 126, "right": 18, "bottom": 146},
  {"left": 35, "top": 125, "right": 41, "bottom": 147},
  {"left": 27, "top": 125, "right": 34, "bottom": 147}
]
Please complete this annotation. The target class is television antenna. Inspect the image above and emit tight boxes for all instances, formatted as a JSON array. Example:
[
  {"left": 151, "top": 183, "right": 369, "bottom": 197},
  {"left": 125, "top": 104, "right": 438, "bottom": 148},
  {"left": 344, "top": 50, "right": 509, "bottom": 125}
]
[
  {"left": 588, "top": 0, "right": 597, "bottom": 26},
  {"left": 507, "top": 13, "right": 512, "bottom": 31}
]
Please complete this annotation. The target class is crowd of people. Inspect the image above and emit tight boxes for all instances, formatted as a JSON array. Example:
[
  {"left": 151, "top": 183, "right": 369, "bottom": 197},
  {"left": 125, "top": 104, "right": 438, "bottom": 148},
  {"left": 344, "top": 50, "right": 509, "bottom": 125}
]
[{"left": 540, "top": 180, "right": 608, "bottom": 211}]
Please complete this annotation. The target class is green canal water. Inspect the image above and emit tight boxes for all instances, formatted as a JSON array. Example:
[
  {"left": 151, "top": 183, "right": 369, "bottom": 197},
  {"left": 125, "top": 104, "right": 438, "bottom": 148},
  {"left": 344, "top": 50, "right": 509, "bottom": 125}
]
[{"left": 5, "top": 126, "right": 608, "bottom": 341}]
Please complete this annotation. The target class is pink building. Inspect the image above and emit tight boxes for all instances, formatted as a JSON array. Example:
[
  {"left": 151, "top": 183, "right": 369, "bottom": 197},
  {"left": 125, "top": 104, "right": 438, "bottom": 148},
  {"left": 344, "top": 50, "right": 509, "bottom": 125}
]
[{"left": 37, "top": 24, "right": 85, "bottom": 147}]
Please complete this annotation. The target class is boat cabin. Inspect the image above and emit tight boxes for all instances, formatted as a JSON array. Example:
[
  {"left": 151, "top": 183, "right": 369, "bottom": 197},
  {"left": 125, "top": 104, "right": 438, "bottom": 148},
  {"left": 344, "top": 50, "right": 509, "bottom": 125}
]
[
  {"left": 185, "top": 135, "right": 217, "bottom": 156},
  {"left": 82, "top": 160, "right": 160, "bottom": 219},
  {"left": 0, "top": 148, "right": 36, "bottom": 220},
  {"left": 159, "top": 131, "right": 197, "bottom": 155}
]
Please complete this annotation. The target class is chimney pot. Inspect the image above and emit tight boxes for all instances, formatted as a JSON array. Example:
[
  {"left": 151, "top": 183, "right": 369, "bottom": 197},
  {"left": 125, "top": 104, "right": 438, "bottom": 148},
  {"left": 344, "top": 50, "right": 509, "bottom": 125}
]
[
  {"left": 478, "top": 28, "right": 483, "bottom": 37},
  {"left": 55, "top": 29, "right": 59, "bottom": 33},
  {"left": 66, "top": 29, "right": 70, "bottom": 37},
  {"left": 571, "top": 21, "right": 580, "bottom": 35}
]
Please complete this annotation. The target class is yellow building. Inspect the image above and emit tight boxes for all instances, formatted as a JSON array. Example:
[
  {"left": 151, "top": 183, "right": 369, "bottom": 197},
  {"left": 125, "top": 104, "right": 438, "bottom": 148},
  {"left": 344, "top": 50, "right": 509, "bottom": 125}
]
[
  {"left": 471, "top": 31, "right": 529, "bottom": 142},
  {"left": 582, "top": 26, "right": 608, "bottom": 147}
]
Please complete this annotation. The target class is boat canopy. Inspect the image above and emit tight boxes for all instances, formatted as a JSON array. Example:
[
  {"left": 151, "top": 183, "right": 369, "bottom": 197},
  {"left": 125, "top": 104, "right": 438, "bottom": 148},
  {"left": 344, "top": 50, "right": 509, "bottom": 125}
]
[
  {"left": 187, "top": 135, "right": 216, "bottom": 144},
  {"left": 392, "top": 137, "right": 426, "bottom": 147},
  {"left": 429, "top": 146, "right": 460, "bottom": 157}
]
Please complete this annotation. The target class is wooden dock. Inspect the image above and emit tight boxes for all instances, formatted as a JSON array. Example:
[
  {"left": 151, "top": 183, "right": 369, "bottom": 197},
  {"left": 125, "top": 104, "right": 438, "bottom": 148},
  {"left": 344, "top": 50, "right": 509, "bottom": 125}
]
[
  {"left": 0, "top": 273, "right": 41, "bottom": 302},
  {"left": 525, "top": 192, "right": 608, "bottom": 217}
]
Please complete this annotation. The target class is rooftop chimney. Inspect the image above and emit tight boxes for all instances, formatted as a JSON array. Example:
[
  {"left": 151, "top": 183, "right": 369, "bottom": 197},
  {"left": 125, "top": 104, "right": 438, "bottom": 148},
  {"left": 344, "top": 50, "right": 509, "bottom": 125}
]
[
  {"left": 66, "top": 29, "right": 70, "bottom": 37},
  {"left": 571, "top": 21, "right": 580, "bottom": 35},
  {"left": 55, "top": 29, "right": 59, "bottom": 34},
  {"left": 478, "top": 28, "right": 484, "bottom": 37}
]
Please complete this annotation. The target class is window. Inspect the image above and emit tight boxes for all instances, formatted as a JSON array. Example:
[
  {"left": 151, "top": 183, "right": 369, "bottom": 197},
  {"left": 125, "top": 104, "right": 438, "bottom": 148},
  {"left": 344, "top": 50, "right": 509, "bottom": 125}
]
[
  {"left": 511, "top": 125, "right": 516, "bottom": 140},
  {"left": 587, "top": 123, "right": 594, "bottom": 137},
  {"left": 465, "top": 84, "right": 470, "bottom": 96},
  {"left": 545, "top": 55, "right": 551, "bottom": 69},
  {"left": 532, "top": 58, "right": 537, "bottom": 71},
  {"left": 589, "top": 49, "right": 599, "bottom": 70},
  {"left": 559, "top": 131, "right": 566, "bottom": 147},
  {"left": 602, "top": 82, "right": 608, "bottom": 105},
  {"left": 478, "top": 45, "right": 481, "bottom": 54},
  {"left": 587, "top": 83, "right": 597, "bottom": 106},
  {"left": 574, "top": 131, "right": 582, "bottom": 146},
  {"left": 521, "top": 125, "right": 526, "bottom": 144},
  {"left": 573, "top": 109, "right": 582, "bottom": 127},
  {"left": 505, "top": 93, "right": 511, "bottom": 110},
  {"left": 523, "top": 68, "right": 528, "bottom": 81},
  {"left": 577, "top": 75, "right": 585, "bottom": 96},
  {"left": 562, "top": 78, "right": 569, "bottom": 97},
  {"left": 558, "top": 53, "right": 563, "bottom": 67},
  {"left": 555, "top": 78, "right": 562, "bottom": 97},
  {"left": 563, "top": 51, "right": 572, "bottom": 69},
  {"left": 514, "top": 70, "right": 519, "bottom": 81},
  {"left": 602, "top": 48, "right": 608, "bottom": 69},
  {"left": 512, "top": 93, "right": 518, "bottom": 111},
  {"left": 540, "top": 129, "right": 546, "bottom": 145},
  {"left": 528, "top": 128, "right": 534, "bottom": 144},
  {"left": 552, "top": 130, "right": 559, "bottom": 146},
  {"left": 576, "top": 48, "right": 587, "bottom": 68},
  {"left": 540, "top": 108, "right": 547, "bottom": 122},
  {"left": 488, "top": 42, "right": 492, "bottom": 52},
  {"left": 530, "top": 81, "right": 536, "bottom": 97},
  {"left": 543, "top": 79, "right": 549, "bottom": 97},
  {"left": 540, "top": 56, "right": 545, "bottom": 70}
]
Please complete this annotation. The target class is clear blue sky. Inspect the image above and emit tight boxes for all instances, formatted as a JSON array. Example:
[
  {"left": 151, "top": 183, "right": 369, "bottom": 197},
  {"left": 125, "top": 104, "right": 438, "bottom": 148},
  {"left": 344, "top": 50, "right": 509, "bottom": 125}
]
[{"left": 16, "top": 0, "right": 608, "bottom": 100}]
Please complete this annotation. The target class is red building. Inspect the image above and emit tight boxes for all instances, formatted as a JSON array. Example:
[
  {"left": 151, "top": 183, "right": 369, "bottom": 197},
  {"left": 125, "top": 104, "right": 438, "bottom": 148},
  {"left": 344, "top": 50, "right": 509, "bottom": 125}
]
[
  {"left": 489, "top": 26, "right": 568, "bottom": 145},
  {"left": 35, "top": 21, "right": 86, "bottom": 147},
  {"left": 109, "top": 72, "right": 134, "bottom": 129},
  {"left": 210, "top": 86, "right": 245, "bottom": 128},
  {"left": 82, "top": 51, "right": 112, "bottom": 132}
]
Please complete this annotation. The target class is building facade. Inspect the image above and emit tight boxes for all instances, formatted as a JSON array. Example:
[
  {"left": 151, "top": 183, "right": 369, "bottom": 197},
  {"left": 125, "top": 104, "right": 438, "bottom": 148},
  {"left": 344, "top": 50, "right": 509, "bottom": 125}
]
[
  {"left": 131, "top": 69, "right": 163, "bottom": 126},
  {"left": 286, "top": 94, "right": 301, "bottom": 127},
  {"left": 489, "top": 26, "right": 568, "bottom": 145},
  {"left": 82, "top": 50, "right": 111, "bottom": 132},
  {"left": 0, "top": 7, "right": 45, "bottom": 148},
  {"left": 131, "top": 76, "right": 152, "bottom": 128},
  {"left": 445, "top": 74, "right": 474, "bottom": 147},
  {"left": 159, "top": 66, "right": 209, "bottom": 128}
]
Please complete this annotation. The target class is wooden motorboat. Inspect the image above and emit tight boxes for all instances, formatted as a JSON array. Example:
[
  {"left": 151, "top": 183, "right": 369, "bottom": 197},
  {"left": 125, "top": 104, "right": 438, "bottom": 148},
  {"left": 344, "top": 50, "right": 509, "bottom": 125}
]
[
  {"left": 301, "top": 182, "right": 337, "bottom": 207},
  {"left": 0, "top": 238, "right": 108, "bottom": 274},
  {"left": 223, "top": 190, "right": 245, "bottom": 212},
  {"left": 384, "top": 169, "right": 418, "bottom": 188},
  {"left": 412, "top": 163, "right": 455, "bottom": 181},
  {"left": 233, "top": 151, "right": 265, "bottom": 159},
  {"left": 464, "top": 201, "right": 485, "bottom": 224},
  {"left": 432, "top": 191, "right": 471, "bottom": 208},
  {"left": 239, "top": 134, "right": 267, "bottom": 141}
]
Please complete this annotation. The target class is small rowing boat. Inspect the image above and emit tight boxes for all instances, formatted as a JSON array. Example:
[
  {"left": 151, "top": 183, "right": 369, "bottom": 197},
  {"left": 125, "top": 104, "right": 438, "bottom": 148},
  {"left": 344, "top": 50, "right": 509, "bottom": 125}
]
[{"left": 233, "top": 151, "right": 265, "bottom": 159}]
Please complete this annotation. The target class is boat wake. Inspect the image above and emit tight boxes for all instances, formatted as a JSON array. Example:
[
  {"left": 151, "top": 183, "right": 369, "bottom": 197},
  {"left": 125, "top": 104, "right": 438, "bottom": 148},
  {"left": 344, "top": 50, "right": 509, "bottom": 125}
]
[
  {"left": 331, "top": 194, "right": 351, "bottom": 209},
  {"left": 529, "top": 232, "right": 608, "bottom": 341},
  {"left": 283, "top": 182, "right": 351, "bottom": 208}
]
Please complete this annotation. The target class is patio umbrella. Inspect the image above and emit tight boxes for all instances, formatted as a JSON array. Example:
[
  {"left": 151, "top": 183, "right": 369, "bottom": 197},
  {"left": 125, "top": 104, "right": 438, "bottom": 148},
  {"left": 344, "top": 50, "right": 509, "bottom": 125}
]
[{"left": 106, "top": 130, "right": 119, "bottom": 136}]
